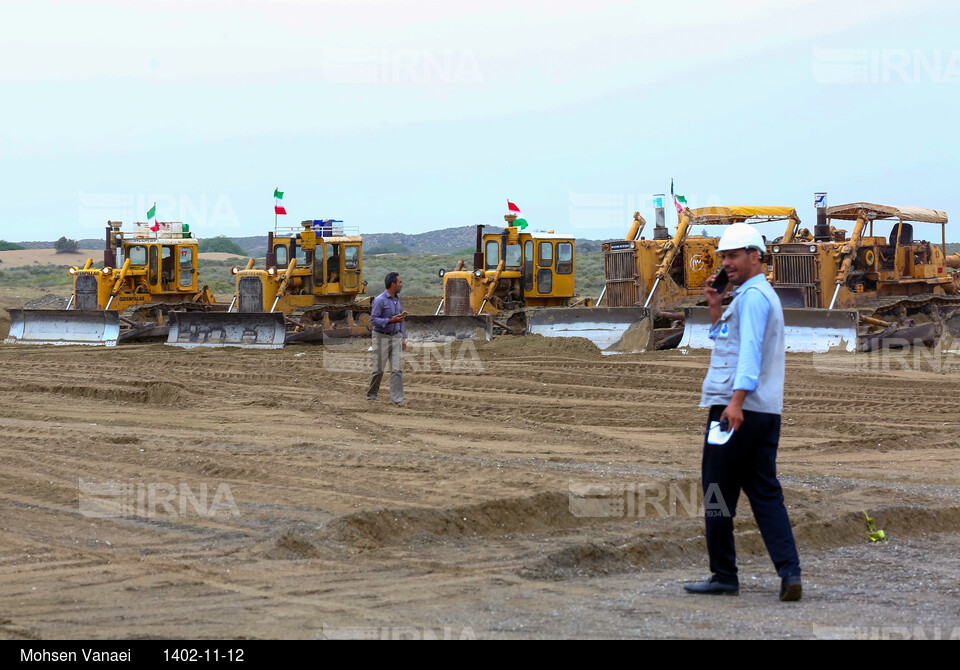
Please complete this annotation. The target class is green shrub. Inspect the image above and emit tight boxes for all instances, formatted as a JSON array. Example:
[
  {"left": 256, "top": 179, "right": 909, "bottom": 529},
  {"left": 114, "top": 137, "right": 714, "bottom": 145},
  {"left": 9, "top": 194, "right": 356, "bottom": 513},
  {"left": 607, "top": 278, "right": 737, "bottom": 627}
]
[
  {"left": 198, "top": 236, "right": 248, "bottom": 255},
  {"left": 0, "top": 240, "right": 25, "bottom": 251},
  {"left": 54, "top": 236, "right": 79, "bottom": 253}
]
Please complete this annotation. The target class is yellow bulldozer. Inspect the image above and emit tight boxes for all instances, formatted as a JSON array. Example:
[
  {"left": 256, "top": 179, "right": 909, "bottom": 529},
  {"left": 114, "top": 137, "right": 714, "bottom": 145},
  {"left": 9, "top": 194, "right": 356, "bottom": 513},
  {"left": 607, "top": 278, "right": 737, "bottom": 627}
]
[
  {"left": 599, "top": 203, "right": 803, "bottom": 350},
  {"left": 6, "top": 220, "right": 219, "bottom": 346},
  {"left": 404, "top": 215, "right": 607, "bottom": 342},
  {"left": 768, "top": 199, "right": 960, "bottom": 351},
  {"left": 679, "top": 196, "right": 960, "bottom": 352},
  {"left": 166, "top": 219, "right": 370, "bottom": 348}
]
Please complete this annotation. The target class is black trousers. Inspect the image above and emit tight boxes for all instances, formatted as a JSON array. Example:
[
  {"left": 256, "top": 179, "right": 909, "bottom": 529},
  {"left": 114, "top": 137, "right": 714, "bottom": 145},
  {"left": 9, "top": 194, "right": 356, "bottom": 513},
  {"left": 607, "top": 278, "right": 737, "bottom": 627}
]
[{"left": 702, "top": 405, "right": 801, "bottom": 585}]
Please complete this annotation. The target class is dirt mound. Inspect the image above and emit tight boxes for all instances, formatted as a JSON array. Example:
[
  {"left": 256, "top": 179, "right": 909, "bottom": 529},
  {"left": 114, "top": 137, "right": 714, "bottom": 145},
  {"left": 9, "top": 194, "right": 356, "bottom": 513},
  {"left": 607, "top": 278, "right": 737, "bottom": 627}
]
[
  {"left": 523, "top": 504, "right": 960, "bottom": 579},
  {"left": 480, "top": 334, "right": 602, "bottom": 357},
  {"left": 319, "top": 491, "right": 592, "bottom": 550},
  {"left": 141, "top": 381, "right": 191, "bottom": 405},
  {"left": 0, "top": 310, "right": 9, "bottom": 340},
  {"left": 23, "top": 294, "right": 69, "bottom": 309},
  {"left": 265, "top": 531, "right": 336, "bottom": 560},
  {"left": 15, "top": 380, "right": 193, "bottom": 406}
]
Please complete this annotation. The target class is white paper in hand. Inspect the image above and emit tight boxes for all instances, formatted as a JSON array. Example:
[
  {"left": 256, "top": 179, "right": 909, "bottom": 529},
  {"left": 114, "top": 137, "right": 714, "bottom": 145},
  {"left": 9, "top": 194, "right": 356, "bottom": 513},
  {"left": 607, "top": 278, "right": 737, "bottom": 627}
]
[{"left": 707, "top": 420, "right": 734, "bottom": 446}]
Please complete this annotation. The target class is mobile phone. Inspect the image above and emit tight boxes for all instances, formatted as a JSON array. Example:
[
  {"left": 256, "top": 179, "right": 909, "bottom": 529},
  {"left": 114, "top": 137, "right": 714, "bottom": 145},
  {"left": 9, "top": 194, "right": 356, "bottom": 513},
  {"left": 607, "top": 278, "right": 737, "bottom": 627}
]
[
  {"left": 711, "top": 268, "right": 729, "bottom": 294},
  {"left": 719, "top": 418, "right": 729, "bottom": 432}
]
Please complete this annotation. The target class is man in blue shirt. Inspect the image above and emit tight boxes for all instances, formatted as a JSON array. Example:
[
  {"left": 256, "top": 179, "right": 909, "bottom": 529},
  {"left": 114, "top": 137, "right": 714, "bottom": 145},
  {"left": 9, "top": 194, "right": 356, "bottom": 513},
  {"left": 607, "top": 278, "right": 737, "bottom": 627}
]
[
  {"left": 684, "top": 223, "right": 802, "bottom": 601},
  {"left": 366, "top": 272, "right": 407, "bottom": 405}
]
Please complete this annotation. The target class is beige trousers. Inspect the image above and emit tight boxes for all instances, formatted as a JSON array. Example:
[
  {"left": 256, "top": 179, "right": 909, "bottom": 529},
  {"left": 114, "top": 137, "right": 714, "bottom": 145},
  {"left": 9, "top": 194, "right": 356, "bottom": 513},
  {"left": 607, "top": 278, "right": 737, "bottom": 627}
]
[{"left": 367, "top": 331, "right": 403, "bottom": 403}]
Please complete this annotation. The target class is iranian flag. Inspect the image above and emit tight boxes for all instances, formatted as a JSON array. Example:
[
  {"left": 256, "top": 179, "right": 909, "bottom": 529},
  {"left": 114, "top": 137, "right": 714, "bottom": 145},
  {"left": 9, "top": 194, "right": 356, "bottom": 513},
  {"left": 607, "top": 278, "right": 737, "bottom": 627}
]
[
  {"left": 148, "top": 202, "right": 159, "bottom": 232},
  {"left": 274, "top": 188, "right": 286, "bottom": 216},
  {"left": 671, "top": 179, "right": 687, "bottom": 215},
  {"left": 506, "top": 200, "right": 527, "bottom": 229}
]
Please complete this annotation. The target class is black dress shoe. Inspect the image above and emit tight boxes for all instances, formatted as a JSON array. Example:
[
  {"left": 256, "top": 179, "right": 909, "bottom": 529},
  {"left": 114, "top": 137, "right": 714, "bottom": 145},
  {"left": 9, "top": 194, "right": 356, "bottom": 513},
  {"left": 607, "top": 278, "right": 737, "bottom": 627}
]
[
  {"left": 779, "top": 575, "right": 802, "bottom": 602},
  {"left": 683, "top": 576, "right": 739, "bottom": 596}
]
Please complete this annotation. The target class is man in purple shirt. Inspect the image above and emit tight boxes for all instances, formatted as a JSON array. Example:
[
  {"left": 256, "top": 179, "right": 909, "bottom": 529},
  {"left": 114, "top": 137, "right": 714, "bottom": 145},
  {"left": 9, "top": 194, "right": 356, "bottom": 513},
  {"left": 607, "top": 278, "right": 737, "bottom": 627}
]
[{"left": 366, "top": 272, "right": 407, "bottom": 405}]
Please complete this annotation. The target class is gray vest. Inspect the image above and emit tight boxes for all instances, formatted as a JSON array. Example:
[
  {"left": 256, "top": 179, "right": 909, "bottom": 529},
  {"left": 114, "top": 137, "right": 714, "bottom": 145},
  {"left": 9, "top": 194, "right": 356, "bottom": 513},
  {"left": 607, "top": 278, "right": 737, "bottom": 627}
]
[{"left": 699, "top": 277, "right": 785, "bottom": 414}]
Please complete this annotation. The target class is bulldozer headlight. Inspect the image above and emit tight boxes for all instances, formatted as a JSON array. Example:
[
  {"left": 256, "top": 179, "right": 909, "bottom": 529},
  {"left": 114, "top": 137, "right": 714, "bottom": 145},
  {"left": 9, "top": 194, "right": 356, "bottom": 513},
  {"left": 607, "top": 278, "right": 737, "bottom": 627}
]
[
  {"left": 772, "top": 246, "right": 780, "bottom": 253},
  {"left": 68, "top": 266, "right": 77, "bottom": 275},
  {"left": 438, "top": 269, "right": 445, "bottom": 278},
  {"left": 809, "top": 245, "right": 816, "bottom": 253},
  {"left": 231, "top": 266, "right": 239, "bottom": 275},
  {"left": 474, "top": 269, "right": 483, "bottom": 278},
  {"left": 267, "top": 267, "right": 277, "bottom": 276},
  {"left": 101, "top": 267, "right": 112, "bottom": 275}
]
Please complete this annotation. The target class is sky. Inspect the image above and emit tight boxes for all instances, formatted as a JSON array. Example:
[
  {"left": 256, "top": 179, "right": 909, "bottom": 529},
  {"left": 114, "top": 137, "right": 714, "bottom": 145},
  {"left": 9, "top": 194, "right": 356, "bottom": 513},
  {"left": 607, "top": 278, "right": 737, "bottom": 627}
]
[{"left": 2, "top": 0, "right": 959, "bottom": 243}]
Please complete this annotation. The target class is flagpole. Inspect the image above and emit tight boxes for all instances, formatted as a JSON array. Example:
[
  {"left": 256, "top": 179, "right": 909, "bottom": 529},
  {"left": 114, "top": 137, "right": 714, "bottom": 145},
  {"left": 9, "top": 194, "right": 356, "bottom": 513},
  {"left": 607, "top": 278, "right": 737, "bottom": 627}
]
[{"left": 274, "top": 187, "right": 277, "bottom": 232}]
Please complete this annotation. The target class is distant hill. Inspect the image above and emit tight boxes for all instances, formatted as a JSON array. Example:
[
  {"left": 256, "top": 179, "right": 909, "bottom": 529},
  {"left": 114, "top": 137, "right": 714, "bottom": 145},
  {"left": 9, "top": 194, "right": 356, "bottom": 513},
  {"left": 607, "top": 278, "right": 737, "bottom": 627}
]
[
  {"left": 20, "top": 225, "right": 605, "bottom": 256},
  {"left": 225, "top": 226, "right": 512, "bottom": 257},
  {"left": 15, "top": 229, "right": 958, "bottom": 257}
]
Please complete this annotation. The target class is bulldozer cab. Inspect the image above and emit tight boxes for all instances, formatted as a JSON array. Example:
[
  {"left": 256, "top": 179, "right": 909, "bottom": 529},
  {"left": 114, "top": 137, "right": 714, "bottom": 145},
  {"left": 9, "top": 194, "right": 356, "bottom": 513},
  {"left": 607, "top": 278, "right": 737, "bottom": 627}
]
[
  {"left": 481, "top": 229, "right": 576, "bottom": 303},
  {"left": 321, "top": 240, "right": 362, "bottom": 293},
  {"left": 819, "top": 203, "right": 951, "bottom": 307},
  {"left": 82, "top": 222, "right": 200, "bottom": 310},
  {"left": 268, "top": 223, "right": 363, "bottom": 299},
  {"left": 147, "top": 242, "right": 196, "bottom": 293}
]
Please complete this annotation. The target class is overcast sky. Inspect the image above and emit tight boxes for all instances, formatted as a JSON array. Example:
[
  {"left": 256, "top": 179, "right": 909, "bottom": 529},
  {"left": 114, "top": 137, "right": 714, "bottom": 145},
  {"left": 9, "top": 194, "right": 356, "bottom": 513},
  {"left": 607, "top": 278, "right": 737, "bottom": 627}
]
[{"left": 2, "top": 0, "right": 958, "bottom": 243}]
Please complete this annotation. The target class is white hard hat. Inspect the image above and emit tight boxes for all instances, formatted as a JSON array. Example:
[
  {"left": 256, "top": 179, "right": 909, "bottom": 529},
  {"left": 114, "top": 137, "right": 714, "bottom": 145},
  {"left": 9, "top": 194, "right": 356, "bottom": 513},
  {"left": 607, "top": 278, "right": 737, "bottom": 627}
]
[{"left": 717, "top": 223, "right": 766, "bottom": 254}]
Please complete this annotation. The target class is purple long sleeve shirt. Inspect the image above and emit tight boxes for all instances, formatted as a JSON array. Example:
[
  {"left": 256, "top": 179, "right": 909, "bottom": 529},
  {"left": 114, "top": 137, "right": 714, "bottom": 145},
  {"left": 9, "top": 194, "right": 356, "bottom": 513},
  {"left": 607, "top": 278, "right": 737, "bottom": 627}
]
[{"left": 370, "top": 290, "right": 406, "bottom": 337}]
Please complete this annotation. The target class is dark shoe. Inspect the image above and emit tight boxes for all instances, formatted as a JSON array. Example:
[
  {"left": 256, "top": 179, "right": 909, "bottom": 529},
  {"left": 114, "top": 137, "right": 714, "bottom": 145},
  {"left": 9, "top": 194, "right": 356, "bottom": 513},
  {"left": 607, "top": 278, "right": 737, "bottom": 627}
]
[
  {"left": 366, "top": 397, "right": 377, "bottom": 401},
  {"left": 779, "top": 575, "right": 802, "bottom": 602},
  {"left": 683, "top": 576, "right": 739, "bottom": 596}
]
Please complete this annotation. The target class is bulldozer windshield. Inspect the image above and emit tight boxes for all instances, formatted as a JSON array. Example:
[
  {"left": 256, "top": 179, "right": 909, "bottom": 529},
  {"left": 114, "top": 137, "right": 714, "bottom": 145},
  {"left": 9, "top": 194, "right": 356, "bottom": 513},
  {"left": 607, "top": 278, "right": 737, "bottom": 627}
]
[
  {"left": 505, "top": 244, "right": 522, "bottom": 267},
  {"left": 177, "top": 246, "right": 194, "bottom": 287},
  {"left": 485, "top": 240, "right": 499, "bottom": 269},
  {"left": 128, "top": 245, "right": 148, "bottom": 265},
  {"left": 344, "top": 245, "right": 359, "bottom": 270},
  {"left": 326, "top": 244, "right": 341, "bottom": 282}
]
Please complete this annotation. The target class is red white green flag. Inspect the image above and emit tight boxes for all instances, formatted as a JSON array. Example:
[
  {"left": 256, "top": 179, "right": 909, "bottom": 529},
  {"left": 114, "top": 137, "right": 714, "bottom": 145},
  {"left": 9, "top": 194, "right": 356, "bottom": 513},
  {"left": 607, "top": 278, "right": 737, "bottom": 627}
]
[
  {"left": 507, "top": 199, "right": 521, "bottom": 213},
  {"left": 671, "top": 179, "right": 687, "bottom": 215},
  {"left": 274, "top": 188, "right": 286, "bottom": 216},
  {"left": 148, "top": 202, "right": 159, "bottom": 232}
]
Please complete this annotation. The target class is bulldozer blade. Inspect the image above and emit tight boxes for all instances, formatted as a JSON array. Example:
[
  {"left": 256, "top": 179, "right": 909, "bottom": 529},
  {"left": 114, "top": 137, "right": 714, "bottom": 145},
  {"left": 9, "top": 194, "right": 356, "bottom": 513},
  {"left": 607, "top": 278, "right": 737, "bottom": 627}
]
[
  {"left": 165, "top": 312, "right": 286, "bottom": 349},
  {"left": 4, "top": 309, "right": 121, "bottom": 346},
  {"left": 403, "top": 315, "right": 493, "bottom": 343},
  {"left": 526, "top": 307, "right": 653, "bottom": 353},
  {"left": 679, "top": 307, "right": 860, "bottom": 353}
]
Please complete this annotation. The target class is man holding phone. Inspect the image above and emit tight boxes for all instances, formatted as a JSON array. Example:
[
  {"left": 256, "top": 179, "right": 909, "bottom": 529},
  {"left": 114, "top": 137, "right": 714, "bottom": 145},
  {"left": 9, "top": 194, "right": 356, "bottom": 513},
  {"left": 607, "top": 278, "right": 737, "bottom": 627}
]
[
  {"left": 684, "top": 223, "right": 802, "bottom": 601},
  {"left": 367, "top": 272, "right": 408, "bottom": 406}
]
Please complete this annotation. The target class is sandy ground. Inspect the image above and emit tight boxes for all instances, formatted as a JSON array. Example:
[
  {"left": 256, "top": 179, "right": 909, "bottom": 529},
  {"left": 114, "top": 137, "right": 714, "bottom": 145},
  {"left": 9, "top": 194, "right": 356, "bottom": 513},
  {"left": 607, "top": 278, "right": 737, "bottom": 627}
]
[
  {"left": 1, "top": 291, "right": 960, "bottom": 639},
  {"left": 0, "top": 249, "right": 248, "bottom": 267},
  {"left": 0, "top": 249, "right": 104, "bottom": 267}
]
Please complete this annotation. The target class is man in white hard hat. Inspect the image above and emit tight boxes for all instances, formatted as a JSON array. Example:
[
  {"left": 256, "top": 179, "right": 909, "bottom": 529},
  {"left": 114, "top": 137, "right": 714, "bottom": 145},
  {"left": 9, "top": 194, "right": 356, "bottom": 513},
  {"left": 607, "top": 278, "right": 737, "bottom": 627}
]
[{"left": 683, "top": 222, "right": 802, "bottom": 601}]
